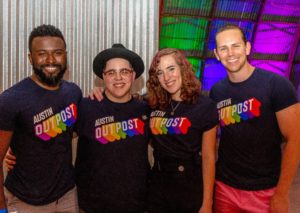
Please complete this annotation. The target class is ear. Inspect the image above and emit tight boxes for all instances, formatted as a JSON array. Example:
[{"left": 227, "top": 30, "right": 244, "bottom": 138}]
[
  {"left": 132, "top": 71, "right": 136, "bottom": 80},
  {"left": 214, "top": 49, "right": 220, "bottom": 61},
  {"left": 246, "top": 41, "right": 251, "bottom": 56},
  {"left": 28, "top": 53, "right": 33, "bottom": 65}
]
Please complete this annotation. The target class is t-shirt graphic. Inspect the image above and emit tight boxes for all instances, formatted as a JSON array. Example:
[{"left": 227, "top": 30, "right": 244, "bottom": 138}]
[
  {"left": 34, "top": 103, "right": 77, "bottom": 141},
  {"left": 150, "top": 110, "right": 191, "bottom": 135},
  {"left": 216, "top": 98, "right": 261, "bottom": 126},
  {"left": 95, "top": 116, "right": 145, "bottom": 144}
]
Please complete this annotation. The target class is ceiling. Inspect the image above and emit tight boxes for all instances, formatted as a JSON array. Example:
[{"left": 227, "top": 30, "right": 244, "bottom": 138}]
[{"left": 159, "top": 0, "right": 300, "bottom": 91}]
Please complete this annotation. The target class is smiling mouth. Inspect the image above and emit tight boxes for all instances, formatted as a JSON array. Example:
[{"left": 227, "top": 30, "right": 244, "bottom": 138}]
[
  {"left": 113, "top": 83, "right": 126, "bottom": 88},
  {"left": 42, "top": 65, "right": 61, "bottom": 74},
  {"left": 227, "top": 58, "right": 238, "bottom": 63},
  {"left": 165, "top": 80, "right": 175, "bottom": 87}
]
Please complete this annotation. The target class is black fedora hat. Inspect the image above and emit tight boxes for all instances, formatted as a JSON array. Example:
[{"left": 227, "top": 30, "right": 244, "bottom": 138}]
[{"left": 93, "top": 43, "right": 144, "bottom": 79}]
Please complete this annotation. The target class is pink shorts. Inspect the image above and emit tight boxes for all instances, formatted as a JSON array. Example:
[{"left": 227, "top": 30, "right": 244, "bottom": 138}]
[{"left": 214, "top": 180, "right": 276, "bottom": 213}]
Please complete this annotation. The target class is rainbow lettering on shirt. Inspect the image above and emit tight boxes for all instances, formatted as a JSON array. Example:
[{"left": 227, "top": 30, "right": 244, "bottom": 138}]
[
  {"left": 217, "top": 98, "right": 261, "bottom": 126},
  {"left": 150, "top": 117, "right": 191, "bottom": 135},
  {"left": 34, "top": 103, "right": 77, "bottom": 141},
  {"left": 95, "top": 118, "right": 144, "bottom": 144}
]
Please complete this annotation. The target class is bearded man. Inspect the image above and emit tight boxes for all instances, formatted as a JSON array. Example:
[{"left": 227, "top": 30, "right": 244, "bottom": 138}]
[{"left": 0, "top": 24, "right": 81, "bottom": 213}]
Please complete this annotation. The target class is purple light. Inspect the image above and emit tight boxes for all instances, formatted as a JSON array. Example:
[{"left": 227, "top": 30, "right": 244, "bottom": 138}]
[{"left": 202, "top": 59, "right": 227, "bottom": 91}]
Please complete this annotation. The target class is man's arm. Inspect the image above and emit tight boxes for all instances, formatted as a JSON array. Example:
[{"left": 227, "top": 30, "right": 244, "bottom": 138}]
[
  {"left": 0, "top": 130, "right": 13, "bottom": 210},
  {"left": 271, "top": 103, "right": 300, "bottom": 213}
]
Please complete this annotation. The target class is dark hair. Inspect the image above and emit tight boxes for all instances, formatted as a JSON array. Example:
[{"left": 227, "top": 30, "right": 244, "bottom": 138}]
[
  {"left": 215, "top": 24, "right": 247, "bottom": 45},
  {"left": 146, "top": 48, "right": 201, "bottom": 110},
  {"left": 28, "top": 24, "right": 66, "bottom": 52}
]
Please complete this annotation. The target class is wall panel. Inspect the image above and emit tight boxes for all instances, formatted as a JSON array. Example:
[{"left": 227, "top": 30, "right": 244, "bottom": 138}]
[{"left": 0, "top": 0, "right": 159, "bottom": 95}]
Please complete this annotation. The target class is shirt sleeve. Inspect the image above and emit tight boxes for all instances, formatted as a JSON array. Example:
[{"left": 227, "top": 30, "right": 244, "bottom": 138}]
[
  {"left": 0, "top": 91, "right": 18, "bottom": 131},
  {"left": 202, "top": 98, "right": 219, "bottom": 132},
  {"left": 270, "top": 74, "right": 298, "bottom": 112}
]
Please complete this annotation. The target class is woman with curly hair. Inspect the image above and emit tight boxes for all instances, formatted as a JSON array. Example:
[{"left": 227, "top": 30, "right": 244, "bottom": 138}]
[{"left": 146, "top": 48, "right": 218, "bottom": 213}]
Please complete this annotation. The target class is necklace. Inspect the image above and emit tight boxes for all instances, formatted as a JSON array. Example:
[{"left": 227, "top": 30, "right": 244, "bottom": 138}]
[{"left": 170, "top": 101, "right": 181, "bottom": 116}]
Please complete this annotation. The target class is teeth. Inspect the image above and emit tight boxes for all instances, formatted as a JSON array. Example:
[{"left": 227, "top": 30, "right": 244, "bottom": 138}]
[
  {"left": 44, "top": 66, "right": 58, "bottom": 71},
  {"left": 114, "top": 83, "right": 125, "bottom": 87},
  {"left": 165, "top": 80, "right": 175, "bottom": 87},
  {"left": 228, "top": 58, "right": 238, "bottom": 63}
]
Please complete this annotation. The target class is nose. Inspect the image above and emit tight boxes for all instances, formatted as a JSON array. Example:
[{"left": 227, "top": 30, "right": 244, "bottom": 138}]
[
  {"left": 228, "top": 48, "right": 233, "bottom": 56},
  {"left": 114, "top": 71, "right": 123, "bottom": 80},
  {"left": 163, "top": 71, "right": 170, "bottom": 81},
  {"left": 46, "top": 53, "right": 56, "bottom": 64}
]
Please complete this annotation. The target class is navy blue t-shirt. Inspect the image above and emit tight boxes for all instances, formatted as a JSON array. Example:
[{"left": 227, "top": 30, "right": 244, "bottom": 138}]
[
  {"left": 149, "top": 95, "right": 219, "bottom": 161},
  {"left": 0, "top": 77, "right": 82, "bottom": 205},
  {"left": 210, "top": 68, "right": 298, "bottom": 190},
  {"left": 75, "top": 96, "right": 150, "bottom": 213}
]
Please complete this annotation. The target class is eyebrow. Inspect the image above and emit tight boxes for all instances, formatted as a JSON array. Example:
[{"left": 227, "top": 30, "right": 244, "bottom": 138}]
[
  {"left": 104, "top": 68, "right": 131, "bottom": 71},
  {"left": 166, "top": 65, "right": 175, "bottom": 69},
  {"left": 34, "top": 48, "right": 66, "bottom": 52},
  {"left": 218, "top": 42, "right": 242, "bottom": 48}
]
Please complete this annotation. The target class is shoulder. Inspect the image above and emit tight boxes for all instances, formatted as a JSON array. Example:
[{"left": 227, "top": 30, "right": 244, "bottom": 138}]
[
  {"left": 210, "top": 77, "right": 228, "bottom": 94},
  {"left": 130, "top": 98, "right": 150, "bottom": 114},
  {"left": 254, "top": 68, "right": 283, "bottom": 82},
  {"left": 209, "top": 79, "right": 225, "bottom": 100},
  {"left": 79, "top": 97, "right": 99, "bottom": 109},
  {"left": 61, "top": 80, "right": 81, "bottom": 91},
  {"left": 60, "top": 80, "right": 82, "bottom": 99},
  {"left": 254, "top": 68, "right": 295, "bottom": 90},
  {"left": 193, "top": 95, "right": 217, "bottom": 111},
  {"left": 0, "top": 78, "right": 31, "bottom": 101},
  {"left": 191, "top": 95, "right": 219, "bottom": 123},
  {"left": 132, "top": 98, "right": 148, "bottom": 108}
]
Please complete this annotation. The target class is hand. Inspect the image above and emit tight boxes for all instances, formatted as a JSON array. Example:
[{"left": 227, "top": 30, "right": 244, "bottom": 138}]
[
  {"left": 270, "top": 192, "right": 289, "bottom": 213},
  {"left": 88, "top": 87, "right": 104, "bottom": 101},
  {"left": 4, "top": 147, "right": 16, "bottom": 171},
  {"left": 132, "top": 92, "right": 143, "bottom": 101}
]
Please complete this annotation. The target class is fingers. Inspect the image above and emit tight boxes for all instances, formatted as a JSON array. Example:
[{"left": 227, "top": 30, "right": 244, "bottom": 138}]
[
  {"left": 4, "top": 158, "right": 16, "bottom": 171},
  {"left": 4, "top": 148, "right": 16, "bottom": 171},
  {"left": 95, "top": 89, "right": 104, "bottom": 101},
  {"left": 6, "top": 149, "right": 16, "bottom": 160},
  {"left": 4, "top": 157, "right": 16, "bottom": 171},
  {"left": 88, "top": 87, "right": 104, "bottom": 101},
  {"left": 88, "top": 90, "right": 95, "bottom": 100}
]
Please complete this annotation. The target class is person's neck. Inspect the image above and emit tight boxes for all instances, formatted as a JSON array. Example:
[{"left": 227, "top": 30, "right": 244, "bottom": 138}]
[
  {"left": 227, "top": 63, "right": 255, "bottom": 83},
  {"left": 31, "top": 74, "right": 60, "bottom": 90},
  {"left": 171, "top": 92, "right": 182, "bottom": 101}
]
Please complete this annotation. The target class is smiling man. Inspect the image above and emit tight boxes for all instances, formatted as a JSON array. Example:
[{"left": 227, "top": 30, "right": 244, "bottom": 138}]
[
  {"left": 210, "top": 24, "right": 300, "bottom": 213},
  {"left": 0, "top": 25, "right": 81, "bottom": 213}
]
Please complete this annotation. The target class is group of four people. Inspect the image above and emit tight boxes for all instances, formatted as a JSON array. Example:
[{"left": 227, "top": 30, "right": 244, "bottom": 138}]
[{"left": 0, "top": 24, "right": 299, "bottom": 213}]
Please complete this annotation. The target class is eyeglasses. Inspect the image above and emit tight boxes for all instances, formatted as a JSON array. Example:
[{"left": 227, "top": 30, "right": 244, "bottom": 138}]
[{"left": 103, "top": 68, "right": 133, "bottom": 78}]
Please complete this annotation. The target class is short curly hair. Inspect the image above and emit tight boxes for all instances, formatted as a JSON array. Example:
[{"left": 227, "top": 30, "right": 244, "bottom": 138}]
[
  {"left": 146, "top": 48, "right": 201, "bottom": 110},
  {"left": 28, "top": 24, "right": 66, "bottom": 52}
]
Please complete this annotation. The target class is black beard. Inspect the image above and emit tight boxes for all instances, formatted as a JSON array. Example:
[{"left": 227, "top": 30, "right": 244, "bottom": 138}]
[{"left": 33, "top": 64, "right": 66, "bottom": 87}]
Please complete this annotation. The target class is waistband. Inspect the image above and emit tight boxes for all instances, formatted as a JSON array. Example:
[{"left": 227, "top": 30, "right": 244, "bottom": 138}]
[{"left": 152, "top": 157, "right": 202, "bottom": 175}]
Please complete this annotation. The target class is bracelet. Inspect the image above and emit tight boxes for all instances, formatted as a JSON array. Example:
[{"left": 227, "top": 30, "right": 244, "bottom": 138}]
[{"left": 0, "top": 209, "right": 8, "bottom": 213}]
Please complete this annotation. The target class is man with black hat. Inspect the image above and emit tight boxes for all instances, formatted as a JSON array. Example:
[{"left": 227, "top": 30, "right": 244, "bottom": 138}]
[{"left": 74, "top": 44, "right": 150, "bottom": 213}]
